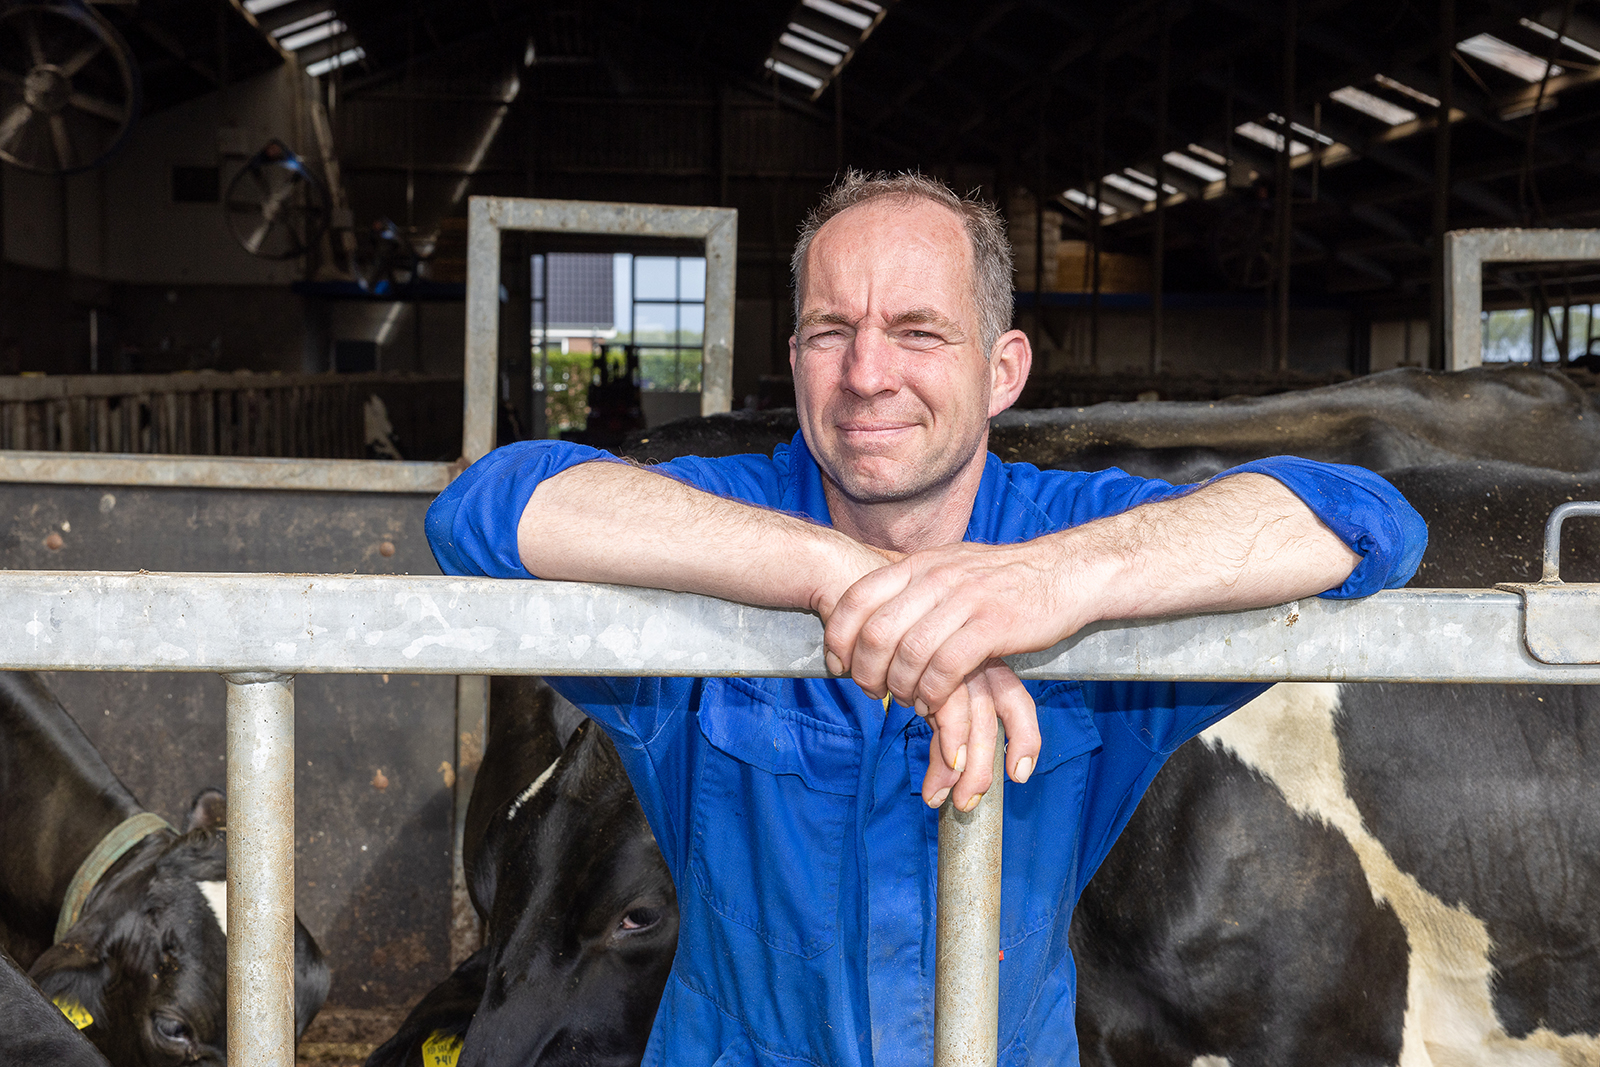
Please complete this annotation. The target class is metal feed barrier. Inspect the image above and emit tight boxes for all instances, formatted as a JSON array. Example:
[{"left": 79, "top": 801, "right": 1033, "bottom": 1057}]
[{"left": 9, "top": 499, "right": 1600, "bottom": 1067}]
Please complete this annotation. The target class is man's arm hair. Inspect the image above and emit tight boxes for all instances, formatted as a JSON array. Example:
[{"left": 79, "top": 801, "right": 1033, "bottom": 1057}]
[{"left": 517, "top": 460, "right": 890, "bottom": 617}]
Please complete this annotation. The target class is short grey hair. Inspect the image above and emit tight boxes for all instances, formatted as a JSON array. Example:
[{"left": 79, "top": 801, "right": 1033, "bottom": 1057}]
[{"left": 790, "top": 170, "right": 1014, "bottom": 356}]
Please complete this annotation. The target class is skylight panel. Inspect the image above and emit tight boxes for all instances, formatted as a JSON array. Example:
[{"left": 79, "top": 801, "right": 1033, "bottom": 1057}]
[
  {"left": 1164, "top": 151, "right": 1225, "bottom": 182},
  {"left": 305, "top": 45, "right": 364, "bottom": 77},
  {"left": 1519, "top": 17, "right": 1600, "bottom": 62},
  {"left": 802, "top": 0, "right": 873, "bottom": 30},
  {"left": 1123, "top": 168, "right": 1177, "bottom": 194},
  {"left": 271, "top": 10, "right": 335, "bottom": 38},
  {"left": 1064, "top": 188, "right": 1115, "bottom": 215},
  {"left": 765, "top": 57, "right": 825, "bottom": 90},
  {"left": 280, "top": 19, "right": 345, "bottom": 51},
  {"left": 1458, "top": 33, "right": 1562, "bottom": 82},
  {"left": 780, "top": 31, "right": 844, "bottom": 66},
  {"left": 788, "top": 21, "right": 851, "bottom": 53},
  {"left": 1330, "top": 85, "right": 1418, "bottom": 125},
  {"left": 1102, "top": 173, "right": 1156, "bottom": 201},
  {"left": 1187, "top": 143, "right": 1228, "bottom": 165},
  {"left": 243, "top": 0, "right": 297, "bottom": 13},
  {"left": 1265, "top": 112, "right": 1334, "bottom": 145},
  {"left": 1236, "top": 121, "right": 1309, "bottom": 155},
  {"left": 1373, "top": 74, "right": 1440, "bottom": 108}
]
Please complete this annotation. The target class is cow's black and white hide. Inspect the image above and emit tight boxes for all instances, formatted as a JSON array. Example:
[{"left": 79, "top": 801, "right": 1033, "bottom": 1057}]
[
  {"left": 0, "top": 671, "right": 329, "bottom": 1065},
  {"left": 594, "top": 371, "right": 1600, "bottom": 1065},
  {"left": 365, "top": 678, "right": 676, "bottom": 1067}
]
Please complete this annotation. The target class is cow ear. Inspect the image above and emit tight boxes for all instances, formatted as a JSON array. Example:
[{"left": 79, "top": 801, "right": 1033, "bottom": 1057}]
[
  {"left": 184, "top": 788, "right": 227, "bottom": 833},
  {"left": 29, "top": 940, "right": 110, "bottom": 1031},
  {"left": 292, "top": 918, "right": 330, "bottom": 1038}
]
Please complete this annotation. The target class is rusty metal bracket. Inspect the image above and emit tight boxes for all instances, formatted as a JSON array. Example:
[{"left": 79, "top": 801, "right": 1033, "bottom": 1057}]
[{"left": 1496, "top": 501, "right": 1600, "bottom": 664}]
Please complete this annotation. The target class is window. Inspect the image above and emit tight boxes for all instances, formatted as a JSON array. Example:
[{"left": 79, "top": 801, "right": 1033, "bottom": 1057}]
[{"left": 630, "top": 256, "right": 706, "bottom": 393}]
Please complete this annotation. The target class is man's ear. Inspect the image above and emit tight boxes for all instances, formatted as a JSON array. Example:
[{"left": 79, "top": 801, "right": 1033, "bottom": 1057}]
[
  {"left": 788, "top": 333, "right": 799, "bottom": 374},
  {"left": 987, "top": 328, "right": 1032, "bottom": 417},
  {"left": 184, "top": 788, "right": 226, "bottom": 833}
]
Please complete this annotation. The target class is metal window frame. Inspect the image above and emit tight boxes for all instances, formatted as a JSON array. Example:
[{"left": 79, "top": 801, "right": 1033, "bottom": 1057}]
[
  {"left": 5, "top": 571, "right": 1600, "bottom": 1067},
  {"left": 466, "top": 196, "right": 738, "bottom": 445},
  {"left": 1444, "top": 227, "right": 1600, "bottom": 371}
]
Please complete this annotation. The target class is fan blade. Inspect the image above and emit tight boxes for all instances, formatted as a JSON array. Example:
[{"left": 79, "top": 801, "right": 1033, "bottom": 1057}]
[
  {"left": 0, "top": 103, "right": 32, "bottom": 151},
  {"left": 243, "top": 219, "right": 274, "bottom": 255},
  {"left": 23, "top": 13, "right": 45, "bottom": 68},
  {"left": 60, "top": 39, "right": 105, "bottom": 78},
  {"left": 49, "top": 113, "right": 72, "bottom": 170},
  {"left": 68, "top": 92, "right": 125, "bottom": 123}
]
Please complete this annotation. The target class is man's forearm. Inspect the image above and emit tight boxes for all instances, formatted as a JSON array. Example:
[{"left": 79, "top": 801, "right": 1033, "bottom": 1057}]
[
  {"left": 517, "top": 460, "right": 886, "bottom": 614},
  {"left": 1051, "top": 472, "right": 1362, "bottom": 631}
]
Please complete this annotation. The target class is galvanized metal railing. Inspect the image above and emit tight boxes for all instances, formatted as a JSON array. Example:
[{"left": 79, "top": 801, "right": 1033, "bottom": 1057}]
[{"left": 6, "top": 568, "right": 1600, "bottom": 1067}]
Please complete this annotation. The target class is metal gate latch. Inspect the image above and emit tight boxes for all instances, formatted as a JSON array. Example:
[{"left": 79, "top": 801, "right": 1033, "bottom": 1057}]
[{"left": 1497, "top": 501, "right": 1600, "bottom": 665}]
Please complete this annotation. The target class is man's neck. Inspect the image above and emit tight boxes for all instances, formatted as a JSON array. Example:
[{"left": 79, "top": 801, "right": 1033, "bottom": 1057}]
[{"left": 822, "top": 450, "right": 988, "bottom": 554}]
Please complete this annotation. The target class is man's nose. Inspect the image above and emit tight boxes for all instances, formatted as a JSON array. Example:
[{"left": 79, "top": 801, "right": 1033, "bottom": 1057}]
[{"left": 841, "top": 329, "right": 898, "bottom": 397}]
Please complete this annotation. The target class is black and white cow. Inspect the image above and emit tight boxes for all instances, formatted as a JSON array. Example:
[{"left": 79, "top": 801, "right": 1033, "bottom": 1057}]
[
  {"left": 399, "top": 364, "right": 1600, "bottom": 1066},
  {"left": 0, "top": 671, "right": 330, "bottom": 1065},
  {"left": 366, "top": 677, "right": 676, "bottom": 1067}
]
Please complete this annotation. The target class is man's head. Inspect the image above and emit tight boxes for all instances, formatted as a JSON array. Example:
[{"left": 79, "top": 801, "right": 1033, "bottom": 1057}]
[{"left": 788, "top": 172, "right": 1030, "bottom": 538}]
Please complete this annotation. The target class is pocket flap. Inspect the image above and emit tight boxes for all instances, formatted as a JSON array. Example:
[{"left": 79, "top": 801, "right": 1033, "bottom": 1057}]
[{"left": 697, "top": 680, "right": 861, "bottom": 795}]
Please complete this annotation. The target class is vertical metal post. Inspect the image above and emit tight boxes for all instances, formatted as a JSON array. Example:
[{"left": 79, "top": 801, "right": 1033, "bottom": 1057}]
[
  {"left": 450, "top": 675, "right": 489, "bottom": 965},
  {"left": 1274, "top": 0, "right": 1295, "bottom": 373},
  {"left": 1430, "top": 0, "right": 1455, "bottom": 370},
  {"left": 224, "top": 672, "right": 297, "bottom": 1067},
  {"left": 464, "top": 199, "right": 501, "bottom": 462},
  {"left": 1151, "top": 17, "right": 1169, "bottom": 377},
  {"left": 933, "top": 723, "right": 1005, "bottom": 1067}
]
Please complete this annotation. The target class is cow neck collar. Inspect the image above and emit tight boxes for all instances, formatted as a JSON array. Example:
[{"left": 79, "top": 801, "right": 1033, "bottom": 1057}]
[{"left": 54, "top": 812, "right": 175, "bottom": 943}]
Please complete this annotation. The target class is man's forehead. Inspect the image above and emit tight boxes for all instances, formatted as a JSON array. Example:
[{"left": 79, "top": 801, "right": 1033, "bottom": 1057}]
[{"left": 799, "top": 198, "right": 974, "bottom": 316}]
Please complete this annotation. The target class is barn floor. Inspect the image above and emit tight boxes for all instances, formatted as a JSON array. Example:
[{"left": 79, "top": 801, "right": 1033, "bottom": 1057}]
[{"left": 296, "top": 1006, "right": 408, "bottom": 1066}]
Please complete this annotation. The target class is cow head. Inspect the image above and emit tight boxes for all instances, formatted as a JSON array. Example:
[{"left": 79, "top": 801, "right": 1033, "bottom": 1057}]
[
  {"left": 29, "top": 789, "right": 330, "bottom": 1066},
  {"left": 458, "top": 720, "right": 677, "bottom": 1067}
]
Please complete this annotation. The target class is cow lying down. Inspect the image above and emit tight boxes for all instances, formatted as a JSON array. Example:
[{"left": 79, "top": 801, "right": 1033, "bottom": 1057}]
[
  {"left": 365, "top": 677, "right": 676, "bottom": 1067},
  {"left": 0, "top": 671, "right": 329, "bottom": 1065}
]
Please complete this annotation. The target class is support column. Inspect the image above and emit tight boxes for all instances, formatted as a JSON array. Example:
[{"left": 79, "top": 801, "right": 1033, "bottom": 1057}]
[
  {"left": 1430, "top": 0, "right": 1455, "bottom": 369},
  {"left": 224, "top": 672, "right": 297, "bottom": 1067},
  {"left": 450, "top": 675, "right": 489, "bottom": 965},
  {"left": 933, "top": 723, "right": 1006, "bottom": 1067}
]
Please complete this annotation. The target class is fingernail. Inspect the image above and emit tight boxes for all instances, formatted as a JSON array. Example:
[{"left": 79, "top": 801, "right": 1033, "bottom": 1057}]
[
  {"left": 961, "top": 793, "right": 983, "bottom": 812},
  {"left": 1014, "top": 756, "right": 1034, "bottom": 784},
  {"left": 929, "top": 787, "right": 950, "bottom": 808},
  {"left": 953, "top": 744, "right": 967, "bottom": 773},
  {"left": 914, "top": 698, "right": 929, "bottom": 718},
  {"left": 825, "top": 651, "right": 843, "bottom": 676}
]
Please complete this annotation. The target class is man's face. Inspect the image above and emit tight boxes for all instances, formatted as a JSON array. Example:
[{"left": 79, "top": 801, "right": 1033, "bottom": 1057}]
[{"left": 790, "top": 198, "right": 998, "bottom": 510}]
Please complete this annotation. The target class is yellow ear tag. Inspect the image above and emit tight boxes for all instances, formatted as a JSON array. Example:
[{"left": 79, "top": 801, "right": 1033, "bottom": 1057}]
[
  {"left": 53, "top": 996, "right": 94, "bottom": 1030},
  {"left": 421, "top": 1029, "right": 463, "bottom": 1067}
]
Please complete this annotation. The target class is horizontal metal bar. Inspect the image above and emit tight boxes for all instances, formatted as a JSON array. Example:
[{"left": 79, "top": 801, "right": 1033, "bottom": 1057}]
[
  {"left": 0, "top": 571, "right": 1592, "bottom": 683},
  {"left": 0, "top": 453, "right": 451, "bottom": 493}
]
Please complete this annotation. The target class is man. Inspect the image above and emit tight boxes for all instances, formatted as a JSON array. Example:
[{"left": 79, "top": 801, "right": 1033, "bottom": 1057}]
[{"left": 427, "top": 172, "right": 1426, "bottom": 1066}]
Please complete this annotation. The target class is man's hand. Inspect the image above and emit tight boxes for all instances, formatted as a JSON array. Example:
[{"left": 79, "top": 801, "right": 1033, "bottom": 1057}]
[{"left": 823, "top": 473, "right": 1363, "bottom": 809}]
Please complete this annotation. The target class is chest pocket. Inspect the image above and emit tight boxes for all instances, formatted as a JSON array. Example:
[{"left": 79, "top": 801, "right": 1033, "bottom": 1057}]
[
  {"left": 907, "top": 682, "right": 1103, "bottom": 942},
  {"left": 691, "top": 679, "right": 861, "bottom": 958}
]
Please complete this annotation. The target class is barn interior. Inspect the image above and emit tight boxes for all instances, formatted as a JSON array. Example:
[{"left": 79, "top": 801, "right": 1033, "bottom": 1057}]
[{"left": 4, "top": 0, "right": 1600, "bottom": 1061}]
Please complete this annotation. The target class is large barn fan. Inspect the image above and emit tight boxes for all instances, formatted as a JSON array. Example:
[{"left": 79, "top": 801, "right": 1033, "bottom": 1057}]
[
  {"left": 1210, "top": 200, "right": 1277, "bottom": 290},
  {"left": 0, "top": 0, "right": 140, "bottom": 174},
  {"left": 225, "top": 139, "right": 330, "bottom": 259}
]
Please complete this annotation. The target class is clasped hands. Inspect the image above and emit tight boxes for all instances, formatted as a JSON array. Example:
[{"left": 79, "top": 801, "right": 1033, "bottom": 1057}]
[{"left": 817, "top": 538, "right": 1085, "bottom": 812}]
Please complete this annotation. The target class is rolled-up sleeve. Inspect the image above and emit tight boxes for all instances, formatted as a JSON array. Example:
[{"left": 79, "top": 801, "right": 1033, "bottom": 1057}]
[
  {"left": 1220, "top": 456, "right": 1428, "bottom": 598},
  {"left": 425, "top": 440, "right": 615, "bottom": 578}
]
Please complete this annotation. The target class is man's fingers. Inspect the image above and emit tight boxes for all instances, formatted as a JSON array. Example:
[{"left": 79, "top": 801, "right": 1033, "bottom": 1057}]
[
  {"left": 922, "top": 721, "right": 959, "bottom": 807},
  {"left": 882, "top": 608, "right": 970, "bottom": 707},
  {"left": 930, "top": 678, "right": 971, "bottom": 774},
  {"left": 821, "top": 564, "right": 913, "bottom": 681},
  {"left": 948, "top": 671, "right": 996, "bottom": 811},
  {"left": 984, "top": 662, "right": 1041, "bottom": 783}
]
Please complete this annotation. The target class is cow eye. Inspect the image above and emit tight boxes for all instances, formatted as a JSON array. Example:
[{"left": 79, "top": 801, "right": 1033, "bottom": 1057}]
[
  {"left": 152, "top": 1013, "right": 192, "bottom": 1046},
  {"left": 618, "top": 907, "right": 661, "bottom": 933}
]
